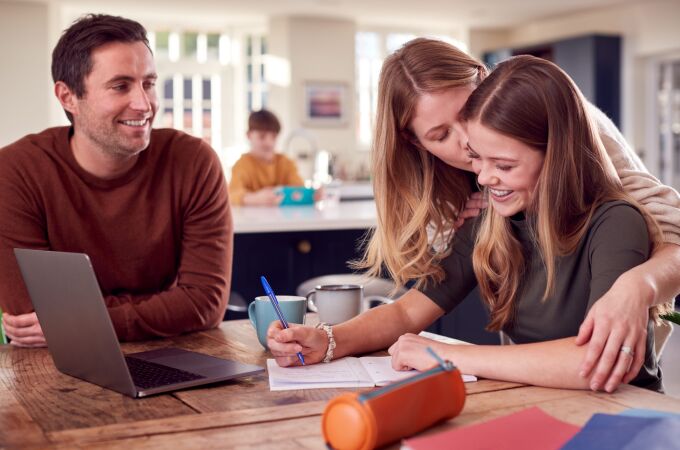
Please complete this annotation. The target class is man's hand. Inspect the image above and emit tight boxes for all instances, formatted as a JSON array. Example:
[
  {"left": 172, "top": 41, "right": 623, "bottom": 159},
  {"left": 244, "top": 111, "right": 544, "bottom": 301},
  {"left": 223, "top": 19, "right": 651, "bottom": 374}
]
[
  {"left": 267, "top": 321, "right": 328, "bottom": 366},
  {"left": 243, "top": 188, "right": 283, "bottom": 206},
  {"left": 454, "top": 192, "right": 488, "bottom": 229},
  {"left": 2, "top": 312, "right": 47, "bottom": 347},
  {"left": 575, "top": 273, "right": 650, "bottom": 392}
]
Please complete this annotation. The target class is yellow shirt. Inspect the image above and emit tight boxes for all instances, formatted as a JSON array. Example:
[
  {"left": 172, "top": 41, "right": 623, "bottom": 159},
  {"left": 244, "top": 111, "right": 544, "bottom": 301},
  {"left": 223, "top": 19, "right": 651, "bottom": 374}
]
[{"left": 229, "top": 153, "right": 304, "bottom": 205}]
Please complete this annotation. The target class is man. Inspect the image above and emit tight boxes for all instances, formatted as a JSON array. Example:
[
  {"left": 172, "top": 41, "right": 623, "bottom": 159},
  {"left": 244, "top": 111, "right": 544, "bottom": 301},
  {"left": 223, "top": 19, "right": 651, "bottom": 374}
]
[{"left": 0, "top": 14, "right": 232, "bottom": 346}]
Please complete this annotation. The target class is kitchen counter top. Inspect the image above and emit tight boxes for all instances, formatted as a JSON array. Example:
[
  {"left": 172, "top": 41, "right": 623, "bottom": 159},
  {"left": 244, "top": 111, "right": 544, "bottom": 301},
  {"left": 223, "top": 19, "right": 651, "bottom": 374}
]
[{"left": 232, "top": 200, "right": 377, "bottom": 233}]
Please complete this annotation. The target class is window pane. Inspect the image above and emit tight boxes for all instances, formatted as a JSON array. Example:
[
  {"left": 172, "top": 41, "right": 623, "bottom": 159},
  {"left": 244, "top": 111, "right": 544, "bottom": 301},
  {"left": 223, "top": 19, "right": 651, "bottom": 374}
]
[
  {"left": 203, "top": 78, "right": 211, "bottom": 100},
  {"left": 203, "top": 107, "right": 212, "bottom": 143},
  {"left": 184, "top": 32, "right": 199, "bottom": 59},
  {"left": 356, "top": 32, "right": 379, "bottom": 59},
  {"left": 184, "top": 77, "right": 193, "bottom": 129},
  {"left": 207, "top": 33, "right": 220, "bottom": 60},
  {"left": 156, "top": 31, "right": 170, "bottom": 50},
  {"left": 261, "top": 37, "right": 267, "bottom": 55},
  {"left": 386, "top": 33, "right": 416, "bottom": 54},
  {"left": 184, "top": 78, "right": 193, "bottom": 100},
  {"left": 155, "top": 31, "right": 170, "bottom": 59},
  {"left": 164, "top": 78, "right": 174, "bottom": 99}
]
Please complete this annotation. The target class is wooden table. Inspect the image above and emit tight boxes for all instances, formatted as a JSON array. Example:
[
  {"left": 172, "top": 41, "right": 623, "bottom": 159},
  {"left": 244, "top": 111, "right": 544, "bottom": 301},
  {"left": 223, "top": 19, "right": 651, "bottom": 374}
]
[{"left": 2, "top": 320, "right": 680, "bottom": 449}]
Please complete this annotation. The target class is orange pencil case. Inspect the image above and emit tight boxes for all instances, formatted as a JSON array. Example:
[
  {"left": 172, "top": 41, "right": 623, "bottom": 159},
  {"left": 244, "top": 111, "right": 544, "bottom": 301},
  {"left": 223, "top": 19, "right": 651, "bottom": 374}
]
[{"left": 321, "top": 359, "right": 466, "bottom": 450}]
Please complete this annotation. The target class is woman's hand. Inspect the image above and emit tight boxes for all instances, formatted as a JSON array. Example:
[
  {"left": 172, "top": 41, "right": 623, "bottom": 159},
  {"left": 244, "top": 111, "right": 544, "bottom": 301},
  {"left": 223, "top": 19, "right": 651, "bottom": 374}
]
[
  {"left": 575, "top": 272, "right": 651, "bottom": 392},
  {"left": 388, "top": 333, "right": 450, "bottom": 371},
  {"left": 266, "top": 321, "right": 328, "bottom": 366},
  {"left": 454, "top": 192, "right": 488, "bottom": 229}
]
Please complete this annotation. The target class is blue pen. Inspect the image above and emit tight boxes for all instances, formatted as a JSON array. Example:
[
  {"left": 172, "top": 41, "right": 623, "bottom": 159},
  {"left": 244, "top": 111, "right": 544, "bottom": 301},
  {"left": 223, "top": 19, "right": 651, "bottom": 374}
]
[{"left": 260, "top": 276, "right": 305, "bottom": 366}]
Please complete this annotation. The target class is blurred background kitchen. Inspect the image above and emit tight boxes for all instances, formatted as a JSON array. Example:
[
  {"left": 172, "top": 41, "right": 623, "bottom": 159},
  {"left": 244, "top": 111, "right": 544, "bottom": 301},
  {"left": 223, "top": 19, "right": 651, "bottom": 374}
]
[
  {"left": 2, "top": 0, "right": 680, "bottom": 192},
  {"left": 2, "top": 0, "right": 680, "bottom": 392}
]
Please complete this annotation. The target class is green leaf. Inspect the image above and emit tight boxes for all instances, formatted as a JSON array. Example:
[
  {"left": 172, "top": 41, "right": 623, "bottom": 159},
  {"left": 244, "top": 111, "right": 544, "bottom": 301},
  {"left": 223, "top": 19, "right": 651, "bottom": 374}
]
[{"left": 660, "top": 311, "right": 680, "bottom": 326}]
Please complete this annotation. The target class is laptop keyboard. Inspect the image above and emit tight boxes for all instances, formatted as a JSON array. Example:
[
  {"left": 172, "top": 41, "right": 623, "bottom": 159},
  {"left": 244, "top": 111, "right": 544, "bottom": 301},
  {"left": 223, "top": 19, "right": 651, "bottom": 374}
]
[{"left": 125, "top": 356, "right": 205, "bottom": 390}]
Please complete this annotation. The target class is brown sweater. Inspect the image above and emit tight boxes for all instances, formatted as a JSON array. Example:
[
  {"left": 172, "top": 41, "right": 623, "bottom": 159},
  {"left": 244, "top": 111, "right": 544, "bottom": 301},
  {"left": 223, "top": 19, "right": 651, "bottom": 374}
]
[{"left": 0, "top": 127, "right": 232, "bottom": 341}]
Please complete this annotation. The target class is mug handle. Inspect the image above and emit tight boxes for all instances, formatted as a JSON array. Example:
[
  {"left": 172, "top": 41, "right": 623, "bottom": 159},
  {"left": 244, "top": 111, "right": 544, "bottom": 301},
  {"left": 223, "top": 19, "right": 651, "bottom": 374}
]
[
  {"left": 363, "top": 295, "right": 394, "bottom": 310},
  {"left": 247, "top": 301, "right": 257, "bottom": 327},
  {"left": 306, "top": 291, "right": 318, "bottom": 312}
]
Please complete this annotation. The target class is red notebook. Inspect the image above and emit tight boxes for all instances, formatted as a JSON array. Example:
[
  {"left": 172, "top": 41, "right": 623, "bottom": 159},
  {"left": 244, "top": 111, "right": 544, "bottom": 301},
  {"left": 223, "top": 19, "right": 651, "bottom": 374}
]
[{"left": 402, "top": 406, "right": 580, "bottom": 450}]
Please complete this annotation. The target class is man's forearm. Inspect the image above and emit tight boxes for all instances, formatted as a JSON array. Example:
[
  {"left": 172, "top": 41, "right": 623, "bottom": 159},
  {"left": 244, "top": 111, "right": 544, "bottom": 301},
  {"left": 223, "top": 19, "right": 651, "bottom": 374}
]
[{"left": 105, "top": 284, "right": 227, "bottom": 341}]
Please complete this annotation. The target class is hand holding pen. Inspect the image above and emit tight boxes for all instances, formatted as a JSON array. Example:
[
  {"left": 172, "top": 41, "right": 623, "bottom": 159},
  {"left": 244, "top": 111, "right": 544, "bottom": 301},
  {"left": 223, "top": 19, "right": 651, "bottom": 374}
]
[{"left": 260, "top": 276, "right": 306, "bottom": 365}]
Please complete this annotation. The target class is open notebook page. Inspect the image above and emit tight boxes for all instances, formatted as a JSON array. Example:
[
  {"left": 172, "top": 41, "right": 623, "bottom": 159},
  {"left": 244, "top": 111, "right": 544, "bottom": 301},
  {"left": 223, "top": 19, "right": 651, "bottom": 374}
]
[
  {"left": 267, "top": 358, "right": 375, "bottom": 390},
  {"left": 360, "top": 356, "right": 476, "bottom": 385},
  {"left": 267, "top": 356, "right": 476, "bottom": 391}
]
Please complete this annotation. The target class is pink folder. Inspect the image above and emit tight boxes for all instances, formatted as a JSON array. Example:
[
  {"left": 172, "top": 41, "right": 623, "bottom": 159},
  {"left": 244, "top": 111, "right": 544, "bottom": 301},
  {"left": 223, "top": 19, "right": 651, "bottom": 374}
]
[{"left": 403, "top": 406, "right": 580, "bottom": 450}]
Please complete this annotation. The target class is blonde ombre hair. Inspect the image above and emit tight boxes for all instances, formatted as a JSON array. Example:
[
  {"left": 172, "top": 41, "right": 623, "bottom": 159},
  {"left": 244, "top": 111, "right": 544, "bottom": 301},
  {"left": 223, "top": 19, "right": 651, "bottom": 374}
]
[
  {"left": 357, "top": 38, "right": 487, "bottom": 289},
  {"left": 460, "top": 55, "right": 666, "bottom": 331}
]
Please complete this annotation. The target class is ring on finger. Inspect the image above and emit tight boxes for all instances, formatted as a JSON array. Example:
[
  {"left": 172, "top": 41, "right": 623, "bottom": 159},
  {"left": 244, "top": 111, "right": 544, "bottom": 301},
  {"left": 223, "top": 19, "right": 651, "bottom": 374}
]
[{"left": 620, "top": 345, "right": 635, "bottom": 357}]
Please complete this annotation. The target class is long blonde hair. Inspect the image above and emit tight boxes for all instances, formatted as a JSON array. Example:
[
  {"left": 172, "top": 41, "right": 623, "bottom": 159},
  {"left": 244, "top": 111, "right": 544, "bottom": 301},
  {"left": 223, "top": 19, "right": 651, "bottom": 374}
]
[
  {"left": 358, "top": 38, "right": 487, "bottom": 289},
  {"left": 460, "top": 55, "right": 665, "bottom": 331}
]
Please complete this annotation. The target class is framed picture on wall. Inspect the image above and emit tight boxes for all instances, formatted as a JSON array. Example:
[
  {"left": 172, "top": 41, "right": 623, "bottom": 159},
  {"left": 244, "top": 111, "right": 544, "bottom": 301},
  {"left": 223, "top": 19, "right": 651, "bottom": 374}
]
[{"left": 303, "top": 81, "right": 347, "bottom": 126}]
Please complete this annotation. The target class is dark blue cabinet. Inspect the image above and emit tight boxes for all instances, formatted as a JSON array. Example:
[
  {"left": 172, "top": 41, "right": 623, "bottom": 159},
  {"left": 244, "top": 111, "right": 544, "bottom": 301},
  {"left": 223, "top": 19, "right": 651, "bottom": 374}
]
[
  {"left": 229, "top": 228, "right": 368, "bottom": 319},
  {"left": 231, "top": 228, "right": 499, "bottom": 345},
  {"left": 484, "top": 34, "right": 621, "bottom": 127}
]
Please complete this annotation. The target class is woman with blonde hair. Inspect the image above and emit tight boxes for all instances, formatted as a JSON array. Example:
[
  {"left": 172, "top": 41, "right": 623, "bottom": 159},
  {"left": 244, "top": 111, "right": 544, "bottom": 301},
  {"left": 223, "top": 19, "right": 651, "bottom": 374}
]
[
  {"left": 385, "top": 55, "right": 667, "bottom": 390},
  {"left": 268, "top": 40, "right": 680, "bottom": 392}
]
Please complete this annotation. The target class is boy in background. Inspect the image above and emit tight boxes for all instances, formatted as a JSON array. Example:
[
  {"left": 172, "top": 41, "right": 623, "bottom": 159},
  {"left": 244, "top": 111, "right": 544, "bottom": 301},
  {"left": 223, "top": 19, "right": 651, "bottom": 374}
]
[{"left": 229, "top": 109, "right": 304, "bottom": 206}]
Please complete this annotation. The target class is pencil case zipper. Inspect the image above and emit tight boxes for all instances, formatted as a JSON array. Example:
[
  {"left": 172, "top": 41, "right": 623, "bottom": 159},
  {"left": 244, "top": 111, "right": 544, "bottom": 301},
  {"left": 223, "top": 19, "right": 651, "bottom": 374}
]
[{"left": 358, "top": 360, "right": 456, "bottom": 403}]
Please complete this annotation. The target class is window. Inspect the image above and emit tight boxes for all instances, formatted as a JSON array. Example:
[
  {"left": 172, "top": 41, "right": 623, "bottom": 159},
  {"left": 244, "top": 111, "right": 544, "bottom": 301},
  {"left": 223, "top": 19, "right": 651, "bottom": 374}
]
[
  {"left": 650, "top": 57, "right": 680, "bottom": 191},
  {"left": 355, "top": 31, "right": 467, "bottom": 149},
  {"left": 150, "top": 29, "right": 269, "bottom": 171},
  {"left": 245, "top": 34, "right": 268, "bottom": 112},
  {"left": 151, "top": 30, "right": 227, "bottom": 154}
]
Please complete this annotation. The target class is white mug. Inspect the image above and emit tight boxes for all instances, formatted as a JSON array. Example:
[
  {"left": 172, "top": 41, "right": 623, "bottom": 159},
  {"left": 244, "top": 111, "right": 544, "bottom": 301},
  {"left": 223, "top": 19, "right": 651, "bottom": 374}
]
[{"left": 306, "top": 284, "right": 364, "bottom": 325}]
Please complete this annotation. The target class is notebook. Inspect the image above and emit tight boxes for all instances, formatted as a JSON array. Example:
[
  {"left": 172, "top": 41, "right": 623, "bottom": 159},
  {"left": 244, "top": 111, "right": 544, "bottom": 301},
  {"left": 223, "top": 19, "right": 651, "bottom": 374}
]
[
  {"left": 561, "top": 413, "right": 680, "bottom": 450},
  {"left": 267, "top": 356, "right": 477, "bottom": 391}
]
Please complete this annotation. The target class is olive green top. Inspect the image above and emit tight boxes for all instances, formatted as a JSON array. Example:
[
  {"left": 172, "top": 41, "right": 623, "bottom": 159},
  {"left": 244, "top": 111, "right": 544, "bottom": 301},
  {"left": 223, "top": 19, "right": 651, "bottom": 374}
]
[{"left": 420, "top": 201, "right": 661, "bottom": 392}]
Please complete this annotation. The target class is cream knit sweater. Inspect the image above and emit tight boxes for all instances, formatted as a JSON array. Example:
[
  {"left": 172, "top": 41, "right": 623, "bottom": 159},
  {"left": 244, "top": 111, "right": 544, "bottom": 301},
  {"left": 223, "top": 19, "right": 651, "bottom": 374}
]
[{"left": 589, "top": 104, "right": 680, "bottom": 246}]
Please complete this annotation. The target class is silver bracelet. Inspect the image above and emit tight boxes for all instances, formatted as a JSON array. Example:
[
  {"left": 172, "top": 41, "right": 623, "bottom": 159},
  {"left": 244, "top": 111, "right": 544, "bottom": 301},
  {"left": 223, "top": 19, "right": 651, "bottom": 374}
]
[{"left": 315, "top": 322, "right": 335, "bottom": 363}]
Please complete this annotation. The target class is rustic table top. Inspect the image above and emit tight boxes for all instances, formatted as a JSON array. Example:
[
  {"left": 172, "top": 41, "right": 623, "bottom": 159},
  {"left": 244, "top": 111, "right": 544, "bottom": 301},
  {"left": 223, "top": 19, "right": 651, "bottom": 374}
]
[{"left": 2, "top": 319, "right": 679, "bottom": 449}]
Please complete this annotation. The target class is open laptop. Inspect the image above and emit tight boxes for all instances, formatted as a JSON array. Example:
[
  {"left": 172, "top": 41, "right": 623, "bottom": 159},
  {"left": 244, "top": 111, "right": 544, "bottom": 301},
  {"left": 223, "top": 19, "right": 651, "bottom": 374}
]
[{"left": 14, "top": 248, "right": 264, "bottom": 398}]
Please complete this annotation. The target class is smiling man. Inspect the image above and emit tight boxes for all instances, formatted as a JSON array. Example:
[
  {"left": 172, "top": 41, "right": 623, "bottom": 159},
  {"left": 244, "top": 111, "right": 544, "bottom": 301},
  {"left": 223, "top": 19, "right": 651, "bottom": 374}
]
[{"left": 0, "top": 14, "right": 232, "bottom": 346}]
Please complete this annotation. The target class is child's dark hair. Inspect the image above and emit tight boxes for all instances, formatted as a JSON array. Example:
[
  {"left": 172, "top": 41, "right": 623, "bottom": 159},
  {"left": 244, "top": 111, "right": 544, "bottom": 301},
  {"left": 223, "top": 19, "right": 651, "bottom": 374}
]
[{"left": 248, "top": 109, "right": 281, "bottom": 133}]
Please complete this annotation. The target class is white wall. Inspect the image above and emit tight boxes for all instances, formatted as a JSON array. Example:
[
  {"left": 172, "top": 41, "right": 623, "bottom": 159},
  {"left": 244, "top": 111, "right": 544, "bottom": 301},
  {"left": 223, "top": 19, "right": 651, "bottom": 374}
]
[
  {"left": 0, "top": 0, "right": 51, "bottom": 147},
  {"left": 268, "top": 16, "right": 365, "bottom": 179}
]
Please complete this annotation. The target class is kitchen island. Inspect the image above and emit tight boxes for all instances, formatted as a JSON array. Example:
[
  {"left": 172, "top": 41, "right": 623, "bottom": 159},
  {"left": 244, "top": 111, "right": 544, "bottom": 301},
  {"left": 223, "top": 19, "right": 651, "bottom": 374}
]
[{"left": 229, "top": 201, "right": 376, "bottom": 316}]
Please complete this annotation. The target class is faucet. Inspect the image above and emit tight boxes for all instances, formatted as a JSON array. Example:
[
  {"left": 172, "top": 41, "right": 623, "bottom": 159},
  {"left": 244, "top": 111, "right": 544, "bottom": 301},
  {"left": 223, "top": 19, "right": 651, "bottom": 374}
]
[{"left": 283, "top": 128, "right": 330, "bottom": 184}]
